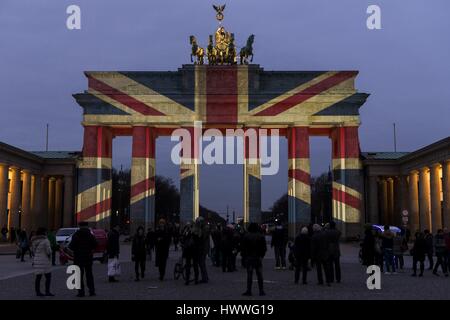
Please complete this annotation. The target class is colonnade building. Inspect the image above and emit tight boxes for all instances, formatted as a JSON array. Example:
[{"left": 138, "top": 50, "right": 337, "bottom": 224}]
[
  {"left": 362, "top": 137, "right": 450, "bottom": 233},
  {"left": 0, "top": 142, "right": 79, "bottom": 233}
]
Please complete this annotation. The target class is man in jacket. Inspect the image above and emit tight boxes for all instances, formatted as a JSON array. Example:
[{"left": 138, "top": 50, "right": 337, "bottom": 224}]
[
  {"left": 69, "top": 222, "right": 97, "bottom": 297},
  {"left": 107, "top": 226, "right": 120, "bottom": 282},
  {"left": 294, "top": 227, "right": 311, "bottom": 284},
  {"left": 241, "top": 223, "right": 267, "bottom": 296},
  {"left": 155, "top": 219, "right": 172, "bottom": 281},
  {"left": 326, "top": 221, "right": 341, "bottom": 283},
  {"left": 433, "top": 229, "right": 448, "bottom": 277},
  {"left": 311, "top": 224, "right": 331, "bottom": 286},
  {"left": 271, "top": 221, "right": 288, "bottom": 270}
]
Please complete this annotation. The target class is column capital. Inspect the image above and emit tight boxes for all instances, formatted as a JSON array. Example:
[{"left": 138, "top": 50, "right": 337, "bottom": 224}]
[
  {"left": 440, "top": 159, "right": 450, "bottom": 166},
  {"left": 419, "top": 166, "right": 429, "bottom": 173},
  {"left": 430, "top": 163, "right": 442, "bottom": 169}
]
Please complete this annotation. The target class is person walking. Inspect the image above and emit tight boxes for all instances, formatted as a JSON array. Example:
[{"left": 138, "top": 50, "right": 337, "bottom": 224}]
[
  {"left": 294, "top": 227, "right": 311, "bottom": 284},
  {"left": 154, "top": 219, "right": 171, "bottom": 281},
  {"left": 18, "top": 230, "right": 31, "bottom": 262},
  {"left": 424, "top": 229, "right": 434, "bottom": 270},
  {"left": 31, "top": 228, "right": 54, "bottom": 297},
  {"left": 69, "top": 222, "right": 97, "bottom": 297},
  {"left": 181, "top": 222, "right": 199, "bottom": 285},
  {"left": 193, "top": 217, "right": 209, "bottom": 283},
  {"left": 211, "top": 224, "right": 222, "bottom": 267},
  {"left": 393, "top": 231, "right": 406, "bottom": 271},
  {"left": 271, "top": 221, "right": 288, "bottom": 270},
  {"left": 381, "top": 225, "right": 396, "bottom": 274},
  {"left": 311, "top": 224, "right": 332, "bottom": 286},
  {"left": 432, "top": 229, "right": 448, "bottom": 277},
  {"left": 173, "top": 223, "right": 180, "bottom": 252},
  {"left": 106, "top": 226, "right": 120, "bottom": 282},
  {"left": 411, "top": 231, "right": 427, "bottom": 277},
  {"left": 220, "top": 225, "right": 234, "bottom": 272},
  {"left": 132, "top": 226, "right": 147, "bottom": 281},
  {"left": 326, "top": 221, "right": 341, "bottom": 283},
  {"left": 241, "top": 223, "right": 267, "bottom": 296},
  {"left": 361, "top": 227, "right": 375, "bottom": 266}
]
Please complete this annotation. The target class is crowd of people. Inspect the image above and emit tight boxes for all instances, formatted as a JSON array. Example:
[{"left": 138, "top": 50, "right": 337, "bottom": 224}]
[
  {"left": 3, "top": 218, "right": 450, "bottom": 298},
  {"left": 361, "top": 225, "right": 450, "bottom": 277}
]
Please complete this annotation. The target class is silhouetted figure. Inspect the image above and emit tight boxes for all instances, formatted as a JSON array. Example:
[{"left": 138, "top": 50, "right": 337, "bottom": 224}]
[
  {"left": 411, "top": 232, "right": 427, "bottom": 277},
  {"left": 433, "top": 229, "right": 448, "bottom": 277},
  {"left": 193, "top": 217, "right": 209, "bottom": 283},
  {"left": 326, "top": 221, "right": 341, "bottom": 283},
  {"left": 107, "top": 226, "right": 120, "bottom": 282},
  {"left": 145, "top": 227, "right": 156, "bottom": 262},
  {"left": 132, "top": 226, "right": 147, "bottom": 281},
  {"left": 241, "top": 223, "right": 267, "bottom": 296},
  {"left": 155, "top": 219, "right": 171, "bottom": 281},
  {"left": 181, "top": 222, "right": 199, "bottom": 285},
  {"left": 271, "top": 222, "right": 288, "bottom": 269},
  {"left": 424, "top": 229, "right": 434, "bottom": 270},
  {"left": 294, "top": 227, "right": 311, "bottom": 284},
  {"left": 69, "top": 222, "right": 97, "bottom": 297},
  {"left": 311, "top": 224, "right": 331, "bottom": 286},
  {"left": 361, "top": 227, "right": 375, "bottom": 266}
]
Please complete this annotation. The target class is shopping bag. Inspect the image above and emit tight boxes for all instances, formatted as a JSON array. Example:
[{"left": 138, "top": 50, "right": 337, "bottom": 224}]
[{"left": 107, "top": 258, "right": 121, "bottom": 277}]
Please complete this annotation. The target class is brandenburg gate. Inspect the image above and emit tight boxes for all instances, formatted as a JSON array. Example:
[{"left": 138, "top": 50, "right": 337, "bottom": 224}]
[{"left": 73, "top": 7, "right": 369, "bottom": 238}]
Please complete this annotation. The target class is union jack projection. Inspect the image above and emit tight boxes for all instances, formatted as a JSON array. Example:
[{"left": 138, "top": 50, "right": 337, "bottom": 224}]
[{"left": 73, "top": 64, "right": 369, "bottom": 237}]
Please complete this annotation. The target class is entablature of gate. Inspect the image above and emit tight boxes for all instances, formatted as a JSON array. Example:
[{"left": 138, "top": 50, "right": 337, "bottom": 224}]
[{"left": 73, "top": 64, "right": 369, "bottom": 129}]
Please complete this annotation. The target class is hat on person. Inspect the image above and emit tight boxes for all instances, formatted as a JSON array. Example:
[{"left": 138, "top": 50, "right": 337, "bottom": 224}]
[
  {"left": 312, "top": 224, "right": 322, "bottom": 232},
  {"left": 301, "top": 227, "right": 308, "bottom": 235}
]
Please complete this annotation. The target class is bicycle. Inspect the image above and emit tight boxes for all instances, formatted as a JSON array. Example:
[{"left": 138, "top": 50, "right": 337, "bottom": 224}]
[{"left": 174, "top": 257, "right": 188, "bottom": 281}]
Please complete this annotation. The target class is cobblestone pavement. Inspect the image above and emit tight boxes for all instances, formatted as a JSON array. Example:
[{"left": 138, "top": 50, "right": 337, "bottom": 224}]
[{"left": 0, "top": 242, "right": 449, "bottom": 300}]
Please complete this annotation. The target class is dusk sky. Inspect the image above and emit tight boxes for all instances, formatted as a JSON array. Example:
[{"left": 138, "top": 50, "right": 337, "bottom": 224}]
[{"left": 1, "top": 0, "right": 449, "bottom": 216}]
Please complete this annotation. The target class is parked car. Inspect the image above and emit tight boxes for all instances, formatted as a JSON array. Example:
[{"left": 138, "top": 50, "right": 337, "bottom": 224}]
[
  {"left": 55, "top": 228, "right": 79, "bottom": 245},
  {"left": 59, "top": 228, "right": 109, "bottom": 265}
]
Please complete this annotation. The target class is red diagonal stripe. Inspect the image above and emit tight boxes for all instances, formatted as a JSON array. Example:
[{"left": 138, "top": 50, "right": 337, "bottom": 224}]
[
  {"left": 88, "top": 76, "right": 165, "bottom": 116},
  {"left": 130, "top": 177, "right": 155, "bottom": 198},
  {"left": 76, "top": 198, "right": 111, "bottom": 222},
  {"left": 254, "top": 71, "right": 357, "bottom": 116},
  {"left": 332, "top": 188, "right": 361, "bottom": 210},
  {"left": 288, "top": 169, "right": 310, "bottom": 185},
  {"left": 180, "top": 168, "right": 191, "bottom": 175}
]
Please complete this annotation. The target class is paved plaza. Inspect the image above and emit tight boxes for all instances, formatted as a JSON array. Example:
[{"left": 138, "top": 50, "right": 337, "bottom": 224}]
[{"left": 0, "top": 241, "right": 449, "bottom": 300}]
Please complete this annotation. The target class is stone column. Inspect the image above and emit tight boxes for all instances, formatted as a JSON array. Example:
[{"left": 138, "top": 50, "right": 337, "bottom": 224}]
[
  {"left": 47, "top": 177, "right": 56, "bottom": 230},
  {"left": 54, "top": 178, "right": 63, "bottom": 229},
  {"left": 408, "top": 171, "right": 420, "bottom": 233},
  {"left": 393, "top": 177, "right": 402, "bottom": 226},
  {"left": 76, "top": 126, "right": 113, "bottom": 229},
  {"left": 442, "top": 160, "right": 450, "bottom": 229},
  {"left": 31, "top": 174, "right": 42, "bottom": 231},
  {"left": 430, "top": 164, "right": 442, "bottom": 232},
  {"left": 287, "top": 127, "right": 310, "bottom": 238},
  {"left": 179, "top": 125, "right": 200, "bottom": 225},
  {"left": 419, "top": 167, "right": 431, "bottom": 231},
  {"left": 9, "top": 167, "right": 21, "bottom": 229},
  {"left": 244, "top": 128, "right": 261, "bottom": 225},
  {"left": 399, "top": 175, "right": 409, "bottom": 216},
  {"left": 387, "top": 177, "right": 394, "bottom": 225},
  {"left": 130, "top": 126, "right": 156, "bottom": 235},
  {"left": 0, "top": 164, "right": 9, "bottom": 229},
  {"left": 21, "top": 170, "right": 32, "bottom": 231},
  {"left": 330, "top": 127, "right": 363, "bottom": 239},
  {"left": 380, "top": 178, "right": 389, "bottom": 225},
  {"left": 368, "top": 176, "right": 379, "bottom": 224},
  {"left": 63, "top": 176, "right": 74, "bottom": 227},
  {"left": 40, "top": 176, "right": 49, "bottom": 230}
]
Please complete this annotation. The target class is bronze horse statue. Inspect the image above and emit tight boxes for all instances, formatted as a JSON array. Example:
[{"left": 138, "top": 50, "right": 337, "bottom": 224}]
[
  {"left": 190, "top": 35, "right": 205, "bottom": 65},
  {"left": 240, "top": 34, "right": 255, "bottom": 65}
]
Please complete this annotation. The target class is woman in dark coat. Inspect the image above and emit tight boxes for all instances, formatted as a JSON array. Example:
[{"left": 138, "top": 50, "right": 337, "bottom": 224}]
[
  {"left": 411, "top": 231, "right": 427, "bottom": 277},
  {"left": 294, "top": 227, "right": 311, "bottom": 284},
  {"left": 132, "top": 226, "right": 147, "bottom": 281},
  {"left": 361, "top": 227, "right": 375, "bottom": 266},
  {"left": 155, "top": 219, "right": 172, "bottom": 281}
]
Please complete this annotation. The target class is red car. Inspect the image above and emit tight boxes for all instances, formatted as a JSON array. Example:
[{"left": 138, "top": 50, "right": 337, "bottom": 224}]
[{"left": 59, "top": 228, "right": 108, "bottom": 265}]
